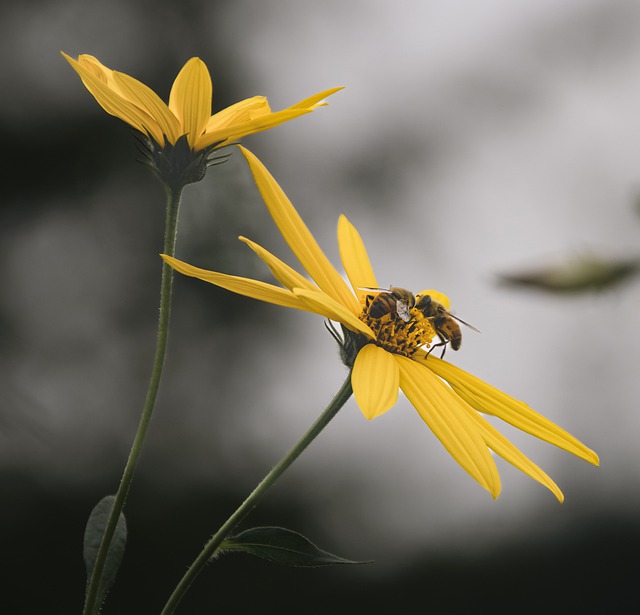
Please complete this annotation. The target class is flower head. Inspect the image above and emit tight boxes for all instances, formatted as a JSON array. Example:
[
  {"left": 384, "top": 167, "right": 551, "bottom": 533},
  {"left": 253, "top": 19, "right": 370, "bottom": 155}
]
[
  {"left": 162, "top": 146, "right": 598, "bottom": 500},
  {"left": 62, "top": 53, "right": 341, "bottom": 188}
]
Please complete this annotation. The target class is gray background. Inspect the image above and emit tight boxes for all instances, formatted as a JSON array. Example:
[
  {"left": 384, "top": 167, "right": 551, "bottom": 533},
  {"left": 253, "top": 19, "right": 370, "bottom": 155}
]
[{"left": 2, "top": 1, "right": 638, "bottom": 612}]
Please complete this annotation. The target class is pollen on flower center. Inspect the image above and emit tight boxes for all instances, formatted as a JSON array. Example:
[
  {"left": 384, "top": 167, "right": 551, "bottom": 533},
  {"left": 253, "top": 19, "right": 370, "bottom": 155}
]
[{"left": 360, "top": 302, "right": 437, "bottom": 357}]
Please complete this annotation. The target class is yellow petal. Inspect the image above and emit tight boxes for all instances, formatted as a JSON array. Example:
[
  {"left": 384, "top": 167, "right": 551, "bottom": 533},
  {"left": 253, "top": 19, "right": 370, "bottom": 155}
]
[
  {"left": 168, "top": 58, "right": 212, "bottom": 150},
  {"left": 201, "top": 87, "right": 342, "bottom": 145},
  {"left": 422, "top": 356, "right": 599, "bottom": 466},
  {"left": 74, "top": 54, "right": 114, "bottom": 86},
  {"left": 239, "top": 237, "right": 317, "bottom": 292},
  {"left": 239, "top": 146, "right": 361, "bottom": 314},
  {"left": 464, "top": 407, "right": 564, "bottom": 502},
  {"left": 292, "top": 288, "right": 375, "bottom": 338},
  {"left": 161, "top": 255, "right": 313, "bottom": 312},
  {"left": 288, "top": 86, "right": 344, "bottom": 110},
  {"left": 352, "top": 344, "right": 399, "bottom": 419},
  {"left": 415, "top": 289, "right": 451, "bottom": 310},
  {"left": 197, "top": 109, "right": 311, "bottom": 150},
  {"left": 396, "top": 355, "right": 501, "bottom": 498},
  {"left": 337, "top": 215, "right": 378, "bottom": 300},
  {"left": 111, "top": 72, "right": 182, "bottom": 144},
  {"left": 62, "top": 52, "right": 164, "bottom": 144},
  {"left": 205, "top": 96, "right": 272, "bottom": 132}
]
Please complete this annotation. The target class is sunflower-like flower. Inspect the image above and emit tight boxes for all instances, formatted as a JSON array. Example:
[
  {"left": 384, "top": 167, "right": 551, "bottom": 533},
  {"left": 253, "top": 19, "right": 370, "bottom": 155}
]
[
  {"left": 162, "top": 146, "right": 598, "bottom": 500},
  {"left": 62, "top": 53, "right": 341, "bottom": 188}
]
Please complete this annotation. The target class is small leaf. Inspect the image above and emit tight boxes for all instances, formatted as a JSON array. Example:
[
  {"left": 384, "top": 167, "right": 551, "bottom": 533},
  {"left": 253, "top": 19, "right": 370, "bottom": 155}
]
[
  {"left": 83, "top": 495, "right": 127, "bottom": 606},
  {"left": 219, "top": 526, "right": 371, "bottom": 567},
  {"left": 499, "top": 254, "right": 640, "bottom": 294}
]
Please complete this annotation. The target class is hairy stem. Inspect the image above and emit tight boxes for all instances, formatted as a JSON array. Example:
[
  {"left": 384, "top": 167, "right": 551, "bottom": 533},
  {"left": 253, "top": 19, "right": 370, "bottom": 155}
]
[{"left": 83, "top": 186, "right": 182, "bottom": 615}]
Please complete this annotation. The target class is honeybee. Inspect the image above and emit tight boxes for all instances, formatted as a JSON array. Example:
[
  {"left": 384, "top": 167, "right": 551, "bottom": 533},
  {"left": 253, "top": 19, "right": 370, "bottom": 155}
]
[
  {"left": 360, "top": 287, "right": 416, "bottom": 322},
  {"left": 416, "top": 294, "right": 479, "bottom": 356}
]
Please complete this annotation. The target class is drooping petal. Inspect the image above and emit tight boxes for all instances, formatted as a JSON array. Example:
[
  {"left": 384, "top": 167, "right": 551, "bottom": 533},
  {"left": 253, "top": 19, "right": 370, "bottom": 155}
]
[
  {"left": 62, "top": 52, "right": 164, "bottom": 144},
  {"left": 415, "top": 289, "right": 451, "bottom": 310},
  {"left": 422, "top": 356, "right": 599, "bottom": 466},
  {"left": 161, "top": 255, "right": 314, "bottom": 312},
  {"left": 337, "top": 215, "right": 378, "bottom": 298},
  {"left": 239, "top": 236, "right": 317, "bottom": 292},
  {"left": 168, "top": 58, "right": 212, "bottom": 150},
  {"left": 396, "top": 355, "right": 501, "bottom": 498},
  {"left": 111, "top": 72, "right": 182, "bottom": 144},
  {"left": 352, "top": 344, "right": 399, "bottom": 419},
  {"left": 239, "top": 146, "right": 361, "bottom": 314},
  {"left": 292, "top": 288, "right": 375, "bottom": 338},
  {"left": 463, "top": 405, "right": 564, "bottom": 501}
]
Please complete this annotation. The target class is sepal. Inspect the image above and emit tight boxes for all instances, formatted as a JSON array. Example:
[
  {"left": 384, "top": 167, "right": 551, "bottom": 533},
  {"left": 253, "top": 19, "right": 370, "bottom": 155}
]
[
  {"left": 136, "top": 133, "right": 230, "bottom": 191},
  {"left": 325, "top": 322, "right": 369, "bottom": 369}
]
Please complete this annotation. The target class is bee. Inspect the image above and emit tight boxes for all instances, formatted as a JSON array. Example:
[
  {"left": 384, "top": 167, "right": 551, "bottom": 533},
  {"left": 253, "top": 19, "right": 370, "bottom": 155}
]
[
  {"left": 360, "top": 287, "right": 416, "bottom": 322},
  {"left": 416, "top": 294, "right": 480, "bottom": 357}
]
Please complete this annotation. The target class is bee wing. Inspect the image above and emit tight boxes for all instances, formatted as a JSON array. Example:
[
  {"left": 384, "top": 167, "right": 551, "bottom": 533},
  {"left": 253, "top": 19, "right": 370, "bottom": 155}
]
[
  {"left": 396, "top": 301, "right": 411, "bottom": 322},
  {"left": 449, "top": 312, "right": 481, "bottom": 333},
  {"left": 358, "top": 286, "right": 392, "bottom": 294}
]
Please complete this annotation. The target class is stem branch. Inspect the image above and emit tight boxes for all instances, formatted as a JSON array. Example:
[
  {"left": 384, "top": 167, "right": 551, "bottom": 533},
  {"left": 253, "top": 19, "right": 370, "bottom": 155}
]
[{"left": 161, "top": 372, "right": 353, "bottom": 615}]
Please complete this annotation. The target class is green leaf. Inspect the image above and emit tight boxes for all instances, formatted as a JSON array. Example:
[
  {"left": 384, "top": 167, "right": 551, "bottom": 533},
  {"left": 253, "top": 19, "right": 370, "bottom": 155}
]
[
  {"left": 83, "top": 495, "right": 127, "bottom": 606},
  {"left": 219, "top": 526, "right": 371, "bottom": 567},
  {"left": 499, "top": 254, "right": 640, "bottom": 294}
]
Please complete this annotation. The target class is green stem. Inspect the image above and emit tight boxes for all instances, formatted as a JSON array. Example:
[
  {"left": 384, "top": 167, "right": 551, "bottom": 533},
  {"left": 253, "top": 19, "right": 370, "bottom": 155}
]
[
  {"left": 160, "top": 372, "right": 354, "bottom": 615},
  {"left": 83, "top": 186, "right": 183, "bottom": 615}
]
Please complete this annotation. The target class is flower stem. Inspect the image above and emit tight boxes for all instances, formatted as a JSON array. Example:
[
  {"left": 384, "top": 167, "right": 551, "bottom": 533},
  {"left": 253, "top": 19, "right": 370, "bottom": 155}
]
[
  {"left": 83, "top": 186, "right": 183, "bottom": 615},
  {"left": 160, "top": 372, "right": 354, "bottom": 615}
]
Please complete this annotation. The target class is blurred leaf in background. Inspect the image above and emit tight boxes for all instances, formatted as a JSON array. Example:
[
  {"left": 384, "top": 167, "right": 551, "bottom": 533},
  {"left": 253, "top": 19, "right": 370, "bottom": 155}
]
[{"left": 499, "top": 251, "right": 640, "bottom": 294}]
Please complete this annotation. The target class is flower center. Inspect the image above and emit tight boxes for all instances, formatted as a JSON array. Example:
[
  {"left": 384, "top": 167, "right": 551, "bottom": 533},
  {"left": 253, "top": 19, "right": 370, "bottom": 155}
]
[{"left": 360, "top": 302, "right": 437, "bottom": 357}]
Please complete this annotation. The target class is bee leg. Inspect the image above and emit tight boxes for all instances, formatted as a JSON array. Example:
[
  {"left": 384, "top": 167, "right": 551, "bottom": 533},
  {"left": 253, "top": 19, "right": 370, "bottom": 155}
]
[
  {"left": 426, "top": 334, "right": 448, "bottom": 359},
  {"left": 426, "top": 341, "right": 446, "bottom": 358}
]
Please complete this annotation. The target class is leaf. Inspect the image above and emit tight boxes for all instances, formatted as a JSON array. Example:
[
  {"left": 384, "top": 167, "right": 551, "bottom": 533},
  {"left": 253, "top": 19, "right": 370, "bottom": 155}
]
[
  {"left": 219, "top": 526, "right": 371, "bottom": 567},
  {"left": 499, "top": 254, "right": 640, "bottom": 294},
  {"left": 83, "top": 495, "right": 127, "bottom": 607}
]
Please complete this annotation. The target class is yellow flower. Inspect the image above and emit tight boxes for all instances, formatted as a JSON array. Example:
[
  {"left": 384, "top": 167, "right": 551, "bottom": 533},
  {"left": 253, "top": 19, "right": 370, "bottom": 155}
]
[
  {"left": 161, "top": 146, "right": 599, "bottom": 500},
  {"left": 62, "top": 53, "right": 341, "bottom": 152}
]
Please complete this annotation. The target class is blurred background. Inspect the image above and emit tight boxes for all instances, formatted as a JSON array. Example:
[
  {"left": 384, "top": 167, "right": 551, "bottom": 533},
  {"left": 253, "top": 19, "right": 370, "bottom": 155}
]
[{"left": 2, "top": 0, "right": 640, "bottom": 612}]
